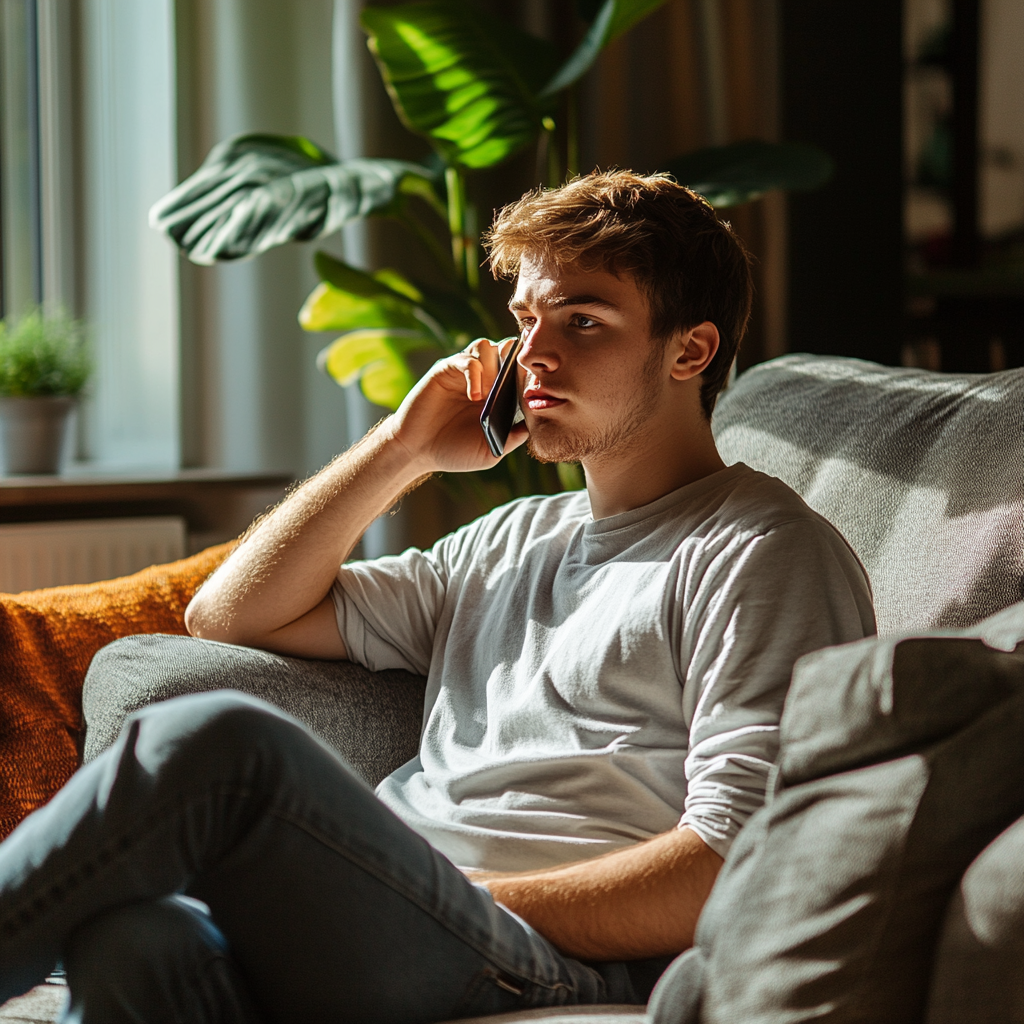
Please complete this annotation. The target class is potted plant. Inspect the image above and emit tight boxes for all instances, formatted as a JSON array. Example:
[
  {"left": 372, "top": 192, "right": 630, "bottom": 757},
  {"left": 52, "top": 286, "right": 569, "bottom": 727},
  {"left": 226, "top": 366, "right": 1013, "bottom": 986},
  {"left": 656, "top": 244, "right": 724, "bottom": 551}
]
[
  {"left": 151, "top": 0, "right": 832, "bottom": 506},
  {"left": 0, "top": 308, "right": 91, "bottom": 475}
]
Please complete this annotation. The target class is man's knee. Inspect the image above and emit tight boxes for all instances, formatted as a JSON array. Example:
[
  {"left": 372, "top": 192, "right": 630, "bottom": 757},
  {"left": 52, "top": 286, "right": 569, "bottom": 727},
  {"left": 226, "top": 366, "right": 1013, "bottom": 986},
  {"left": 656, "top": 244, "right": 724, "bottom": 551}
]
[
  {"left": 65, "top": 896, "right": 259, "bottom": 1024},
  {"left": 121, "top": 690, "right": 310, "bottom": 778}
]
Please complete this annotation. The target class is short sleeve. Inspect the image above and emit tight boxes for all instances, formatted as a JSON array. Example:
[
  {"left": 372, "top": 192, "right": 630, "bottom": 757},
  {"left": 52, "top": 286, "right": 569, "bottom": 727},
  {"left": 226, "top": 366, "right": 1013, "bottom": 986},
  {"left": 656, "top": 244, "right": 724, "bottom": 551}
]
[
  {"left": 678, "top": 519, "right": 875, "bottom": 856},
  {"left": 332, "top": 546, "right": 449, "bottom": 676}
]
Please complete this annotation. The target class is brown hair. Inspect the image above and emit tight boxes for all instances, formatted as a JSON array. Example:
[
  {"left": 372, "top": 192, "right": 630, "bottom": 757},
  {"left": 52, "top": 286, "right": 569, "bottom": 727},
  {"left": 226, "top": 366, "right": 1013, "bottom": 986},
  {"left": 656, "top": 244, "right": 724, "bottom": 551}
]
[{"left": 483, "top": 170, "right": 753, "bottom": 419}]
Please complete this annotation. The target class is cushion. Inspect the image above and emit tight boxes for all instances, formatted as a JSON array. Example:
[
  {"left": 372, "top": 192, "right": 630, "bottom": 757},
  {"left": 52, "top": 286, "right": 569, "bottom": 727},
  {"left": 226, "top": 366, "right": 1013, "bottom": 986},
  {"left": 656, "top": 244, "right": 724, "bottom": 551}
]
[
  {"left": 925, "top": 813, "right": 1024, "bottom": 1024},
  {"left": 452, "top": 1009, "right": 645, "bottom": 1024},
  {"left": 652, "top": 599, "right": 1024, "bottom": 1024},
  {"left": 0, "top": 543, "right": 233, "bottom": 839},
  {"left": 0, "top": 987, "right": 646, "bottom": 1024},
  {"left": 713, "top": 354, "right": 1024, "bottom": 635}
]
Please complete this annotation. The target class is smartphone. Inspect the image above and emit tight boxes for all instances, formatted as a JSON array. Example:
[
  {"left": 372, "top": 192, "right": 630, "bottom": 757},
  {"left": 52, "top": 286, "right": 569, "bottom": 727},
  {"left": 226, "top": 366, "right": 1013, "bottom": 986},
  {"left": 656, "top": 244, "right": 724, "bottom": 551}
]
[{"left": 479, "top": 335, "right": 524, "bottom": 458}]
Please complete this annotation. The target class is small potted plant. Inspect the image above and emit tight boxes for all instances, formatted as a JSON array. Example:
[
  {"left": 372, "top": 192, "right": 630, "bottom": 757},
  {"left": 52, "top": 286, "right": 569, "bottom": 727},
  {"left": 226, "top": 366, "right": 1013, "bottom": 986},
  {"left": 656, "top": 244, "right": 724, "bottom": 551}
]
[{"left": 0, "top": 308, "right": 91, "bottom": 475}]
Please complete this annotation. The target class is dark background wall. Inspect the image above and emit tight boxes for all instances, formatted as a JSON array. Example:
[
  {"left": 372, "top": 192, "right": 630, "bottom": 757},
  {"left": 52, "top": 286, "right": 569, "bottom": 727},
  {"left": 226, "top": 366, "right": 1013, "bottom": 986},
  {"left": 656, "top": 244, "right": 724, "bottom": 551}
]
[{"left": 782, "top": 1, "right": 905, "bottom": 365}]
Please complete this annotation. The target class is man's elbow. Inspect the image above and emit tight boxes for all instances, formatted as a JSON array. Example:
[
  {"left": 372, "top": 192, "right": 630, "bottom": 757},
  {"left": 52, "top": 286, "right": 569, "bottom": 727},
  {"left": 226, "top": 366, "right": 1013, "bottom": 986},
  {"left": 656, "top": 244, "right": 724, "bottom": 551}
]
[
  {"left": 184, "top": 591, "right": 239, "bottom": 644},
  {"left": 183, "top": 593, "right": 209, "bottom": 638}
]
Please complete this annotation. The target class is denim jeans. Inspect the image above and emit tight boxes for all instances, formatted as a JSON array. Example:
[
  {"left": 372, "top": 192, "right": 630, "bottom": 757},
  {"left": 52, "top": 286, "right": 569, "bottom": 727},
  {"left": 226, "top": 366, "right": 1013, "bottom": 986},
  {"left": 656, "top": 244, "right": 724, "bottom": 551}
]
[{"left": 0, "top": 691, "right": 658, "bottom": 1024}]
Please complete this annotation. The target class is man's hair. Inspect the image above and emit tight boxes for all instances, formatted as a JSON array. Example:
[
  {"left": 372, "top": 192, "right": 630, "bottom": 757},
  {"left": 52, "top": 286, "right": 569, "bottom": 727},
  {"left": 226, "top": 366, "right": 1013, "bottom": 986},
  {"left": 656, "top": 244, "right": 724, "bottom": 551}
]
[{"left": 483, "top": 170, "right": 754, "bottom": 419}]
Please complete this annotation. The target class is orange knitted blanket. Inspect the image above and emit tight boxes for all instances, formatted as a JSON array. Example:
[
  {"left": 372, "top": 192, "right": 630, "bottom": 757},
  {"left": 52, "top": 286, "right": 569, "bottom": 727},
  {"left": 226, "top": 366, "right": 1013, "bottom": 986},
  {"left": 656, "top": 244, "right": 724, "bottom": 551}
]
[{"left": 0, "top": 542, "right": 233, "bottom": 839}]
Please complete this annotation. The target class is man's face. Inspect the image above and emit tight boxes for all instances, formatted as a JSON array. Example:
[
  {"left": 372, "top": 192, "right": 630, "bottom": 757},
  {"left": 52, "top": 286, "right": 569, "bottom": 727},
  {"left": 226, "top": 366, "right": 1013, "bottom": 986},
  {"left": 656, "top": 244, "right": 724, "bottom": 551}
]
[{"left": 509, "top": 256, "right": 668, "bottom": 466}]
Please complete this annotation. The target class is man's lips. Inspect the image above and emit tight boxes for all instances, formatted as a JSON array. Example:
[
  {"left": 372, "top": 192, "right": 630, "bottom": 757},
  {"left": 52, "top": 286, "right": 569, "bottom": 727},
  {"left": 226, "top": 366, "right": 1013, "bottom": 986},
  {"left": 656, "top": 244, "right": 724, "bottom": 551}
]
[{"left": 522, "top": 388, "right": 566, "bottom": 411}]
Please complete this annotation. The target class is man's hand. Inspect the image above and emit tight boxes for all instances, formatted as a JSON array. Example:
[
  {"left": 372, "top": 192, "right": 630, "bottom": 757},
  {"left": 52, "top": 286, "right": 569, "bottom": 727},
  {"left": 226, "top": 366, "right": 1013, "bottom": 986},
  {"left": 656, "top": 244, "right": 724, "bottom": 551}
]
[
  {"left": 186, "top": 338, "right": 526, "bottom": 658},
  {"left": 469, "top": 827, "right": 723, "bottom": 961},
  {"left": 390, "top": 336, "right": 528, "bottom": 474}
]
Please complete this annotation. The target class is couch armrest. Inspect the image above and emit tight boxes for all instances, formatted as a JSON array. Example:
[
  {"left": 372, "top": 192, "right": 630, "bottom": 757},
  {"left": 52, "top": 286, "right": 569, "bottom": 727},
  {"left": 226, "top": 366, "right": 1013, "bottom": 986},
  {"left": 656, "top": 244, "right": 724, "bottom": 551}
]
[{"left": 82, "top": 634, "right": 426, "bottom": 787}]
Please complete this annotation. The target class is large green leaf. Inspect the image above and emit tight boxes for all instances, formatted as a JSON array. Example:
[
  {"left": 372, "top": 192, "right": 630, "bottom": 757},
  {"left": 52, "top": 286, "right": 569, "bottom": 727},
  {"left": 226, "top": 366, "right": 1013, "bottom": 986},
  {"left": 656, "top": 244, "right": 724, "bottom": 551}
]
[
  {"left": 666, "top": 140, "right": 834, "bottom": 208},
  {"left": 317, "top": 328, "right": 440, "bottom": 409},
  {"left": 150, "top": 133, "right": 440, "bottom": 265},
  {"left": 540, "top": 0, "right": 668, "bottom": 96},
  {"left": 361, "top": 1, "right": 559, "bottom": 169}
]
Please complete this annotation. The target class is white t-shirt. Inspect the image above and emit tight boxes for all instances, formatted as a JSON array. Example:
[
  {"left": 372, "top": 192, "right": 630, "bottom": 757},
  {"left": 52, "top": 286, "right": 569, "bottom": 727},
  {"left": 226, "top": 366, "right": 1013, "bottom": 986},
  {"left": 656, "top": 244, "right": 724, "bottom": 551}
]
[{"left": 332, "top": 463, "right": 875, "bottom": 871}]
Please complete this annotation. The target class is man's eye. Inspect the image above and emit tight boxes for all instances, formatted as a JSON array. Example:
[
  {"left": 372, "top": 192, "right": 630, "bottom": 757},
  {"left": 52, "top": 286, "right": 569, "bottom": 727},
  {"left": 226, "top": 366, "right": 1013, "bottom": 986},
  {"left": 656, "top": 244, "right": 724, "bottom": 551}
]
[{"left": 573, "top": 315, "right": 597, "bottom": 328}]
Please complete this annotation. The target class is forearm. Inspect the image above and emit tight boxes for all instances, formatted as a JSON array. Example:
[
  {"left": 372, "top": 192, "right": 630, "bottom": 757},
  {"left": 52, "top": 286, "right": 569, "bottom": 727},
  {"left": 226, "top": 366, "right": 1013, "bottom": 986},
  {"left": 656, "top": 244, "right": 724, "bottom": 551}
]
[
  {"left": 185, "top": 338, "right": 523, "bottom": 657},
  {"left": 185, "top": 421, "right": 430, "bottom": 652},
  {"left": 479, "top": 828, "right": 722, "bottom": 961}
]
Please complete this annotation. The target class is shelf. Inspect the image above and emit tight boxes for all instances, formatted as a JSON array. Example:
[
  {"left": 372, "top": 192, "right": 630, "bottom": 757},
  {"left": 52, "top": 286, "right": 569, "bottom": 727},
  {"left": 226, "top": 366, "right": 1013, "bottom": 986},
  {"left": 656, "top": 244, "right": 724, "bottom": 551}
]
[{"left": 0, "top": 468, "right": 293, "bottom": 552}]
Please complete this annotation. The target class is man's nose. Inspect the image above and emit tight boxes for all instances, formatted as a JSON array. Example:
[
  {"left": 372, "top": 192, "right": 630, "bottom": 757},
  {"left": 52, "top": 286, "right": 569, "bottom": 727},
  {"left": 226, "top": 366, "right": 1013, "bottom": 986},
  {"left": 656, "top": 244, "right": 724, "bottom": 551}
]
[{"left": 518, "top": 322, "right": 559, "bottom": 372}]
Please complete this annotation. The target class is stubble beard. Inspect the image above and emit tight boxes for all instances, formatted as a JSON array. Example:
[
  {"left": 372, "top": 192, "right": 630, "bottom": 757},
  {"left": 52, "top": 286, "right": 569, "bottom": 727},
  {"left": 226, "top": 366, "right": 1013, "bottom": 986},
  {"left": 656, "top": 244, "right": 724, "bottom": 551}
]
[{"left": 526, "top": 342, "right": 665, "bottom": 465}]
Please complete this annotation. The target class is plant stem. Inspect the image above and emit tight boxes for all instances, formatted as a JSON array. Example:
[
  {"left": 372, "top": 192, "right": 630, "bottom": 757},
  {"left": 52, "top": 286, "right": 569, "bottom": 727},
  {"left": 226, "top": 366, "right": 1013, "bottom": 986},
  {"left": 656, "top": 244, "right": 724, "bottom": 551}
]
[
  {"left": 566, "top": 87, "right": 580, "bottom": 180},
  {"left": 464, "top": 202, "right": 480, "bottom": 293},
  {"left": 546, "top": 129, "right": 562, "bottom": 189},
  {"left": 445, "top": 166, "right": 466, "bottom": 286},
  {"left": 469, "top": 296, "right": 500, "bottom": 339},
  {"left": 398, "top": 211, "right": 455, "bottom": 280},
  {"left": 536, "top": 129, "right": 550, "bottom": 186}
]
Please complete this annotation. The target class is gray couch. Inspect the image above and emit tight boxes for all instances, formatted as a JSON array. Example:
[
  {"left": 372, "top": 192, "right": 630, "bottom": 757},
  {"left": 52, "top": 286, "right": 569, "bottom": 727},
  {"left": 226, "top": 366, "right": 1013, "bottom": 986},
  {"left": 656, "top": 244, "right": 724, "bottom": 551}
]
[{"left": 4, "top": 354, "right": 1022, "bottom": 1024}]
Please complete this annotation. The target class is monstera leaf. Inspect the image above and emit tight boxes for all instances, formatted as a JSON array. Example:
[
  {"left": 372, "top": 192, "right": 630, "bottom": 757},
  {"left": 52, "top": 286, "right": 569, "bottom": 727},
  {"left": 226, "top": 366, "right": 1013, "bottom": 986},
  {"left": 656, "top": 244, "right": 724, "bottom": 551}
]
[
  {"left": 540, "top": 0, "right": 669, "bottom": 96},
  {"left": 150, "top": 134, "right": 441, "bottom": 265},
  {"left": 361, "top": 1, "right": 559, "bottom": 169},
  {"left": 667, "top": 140, "right": 834, "bottom": 208},
  {"left": 317, "top": 329, "right": 441, "bottom": 409}
]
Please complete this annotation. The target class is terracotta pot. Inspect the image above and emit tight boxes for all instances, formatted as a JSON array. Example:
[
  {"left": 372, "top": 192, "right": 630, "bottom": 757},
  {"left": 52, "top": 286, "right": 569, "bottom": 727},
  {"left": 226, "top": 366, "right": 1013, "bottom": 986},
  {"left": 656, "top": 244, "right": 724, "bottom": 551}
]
[{"left": 0, "top": 395, "right": 77, "bottom": 475}]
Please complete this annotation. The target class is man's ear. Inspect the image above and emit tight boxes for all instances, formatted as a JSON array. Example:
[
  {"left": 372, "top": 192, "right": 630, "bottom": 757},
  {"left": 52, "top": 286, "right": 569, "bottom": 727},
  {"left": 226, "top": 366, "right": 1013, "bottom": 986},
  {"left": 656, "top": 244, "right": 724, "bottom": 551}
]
[{"left": 669, "top": 322, "right": 720, "bottom": 381}]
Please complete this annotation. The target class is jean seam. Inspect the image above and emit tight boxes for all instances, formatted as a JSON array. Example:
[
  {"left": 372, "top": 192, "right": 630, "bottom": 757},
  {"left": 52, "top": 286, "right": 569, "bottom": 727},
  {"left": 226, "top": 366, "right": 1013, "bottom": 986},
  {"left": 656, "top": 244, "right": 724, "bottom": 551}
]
[{"left": 270, "top": 806, "right": 578, "bottom": 996}]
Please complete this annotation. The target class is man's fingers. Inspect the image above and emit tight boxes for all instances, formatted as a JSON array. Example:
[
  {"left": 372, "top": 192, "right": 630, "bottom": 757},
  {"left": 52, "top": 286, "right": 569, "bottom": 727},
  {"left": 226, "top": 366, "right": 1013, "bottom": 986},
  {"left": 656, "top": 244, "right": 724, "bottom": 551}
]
[
  {"left": 462, "top": 338, "right": 509, "bottom": 402},
  {"left": 497, "top": 334, "right": 521, "bottom": 361},
  {"left": 465, "top": 354, "right": 483, "bottom": 401}
]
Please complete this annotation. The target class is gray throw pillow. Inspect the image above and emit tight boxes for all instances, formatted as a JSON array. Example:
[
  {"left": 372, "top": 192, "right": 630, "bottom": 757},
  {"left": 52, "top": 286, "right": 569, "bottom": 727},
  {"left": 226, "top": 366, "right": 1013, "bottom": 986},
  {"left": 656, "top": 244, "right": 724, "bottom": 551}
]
[
  {"left": 925, "top": 812, "right": 1024, "bottom": 1024},
  {"left": 649, "top": 600, "right": 1024, "bottom": 1024}
]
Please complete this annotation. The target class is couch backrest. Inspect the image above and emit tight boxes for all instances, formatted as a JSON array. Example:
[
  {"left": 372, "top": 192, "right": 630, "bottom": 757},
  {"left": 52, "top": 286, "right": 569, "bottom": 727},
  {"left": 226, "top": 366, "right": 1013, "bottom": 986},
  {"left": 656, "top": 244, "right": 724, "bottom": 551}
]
[{"left": 713, "top": 354, "right": 1024, "bottom": 636}]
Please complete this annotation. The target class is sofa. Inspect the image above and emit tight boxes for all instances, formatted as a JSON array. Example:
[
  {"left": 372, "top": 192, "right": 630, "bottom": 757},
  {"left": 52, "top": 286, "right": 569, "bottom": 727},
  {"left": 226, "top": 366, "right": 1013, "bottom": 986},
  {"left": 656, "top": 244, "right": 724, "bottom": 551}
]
[{"left": 1, "top": 353, "right": 1022, "bottom": 1024}]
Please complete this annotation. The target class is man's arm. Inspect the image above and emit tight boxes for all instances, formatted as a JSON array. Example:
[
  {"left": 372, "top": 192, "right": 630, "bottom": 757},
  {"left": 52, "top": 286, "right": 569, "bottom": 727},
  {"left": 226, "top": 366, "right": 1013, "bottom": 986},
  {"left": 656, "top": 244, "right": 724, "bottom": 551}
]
[
  {"left": 185, "top": 339, "right": 524, "bottom": 658},
  {"left": 471, "top": 827, "right": 722, "bottom": 961}
]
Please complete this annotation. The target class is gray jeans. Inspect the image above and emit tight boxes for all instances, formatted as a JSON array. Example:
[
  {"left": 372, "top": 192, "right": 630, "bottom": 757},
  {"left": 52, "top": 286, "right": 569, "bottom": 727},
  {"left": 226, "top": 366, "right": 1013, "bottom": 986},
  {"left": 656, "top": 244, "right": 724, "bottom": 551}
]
[{"left": 0, "top": 637, "right": 666, "bottom": 1024}]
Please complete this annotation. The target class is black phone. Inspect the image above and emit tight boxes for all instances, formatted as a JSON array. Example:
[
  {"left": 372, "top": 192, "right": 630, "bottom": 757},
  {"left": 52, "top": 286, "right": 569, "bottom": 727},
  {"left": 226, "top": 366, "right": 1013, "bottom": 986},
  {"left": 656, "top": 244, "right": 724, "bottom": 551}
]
[{"left": 479, "top": 335, "right": 524, "bottom": 458}]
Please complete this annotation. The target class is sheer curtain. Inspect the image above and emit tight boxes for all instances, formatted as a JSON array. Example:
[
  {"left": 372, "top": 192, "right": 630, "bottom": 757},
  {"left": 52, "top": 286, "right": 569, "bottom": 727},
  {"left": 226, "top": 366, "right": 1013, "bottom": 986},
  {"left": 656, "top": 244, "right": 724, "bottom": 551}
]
[{"left": 77, "top": 0, "right": 180, "bottom": 468}]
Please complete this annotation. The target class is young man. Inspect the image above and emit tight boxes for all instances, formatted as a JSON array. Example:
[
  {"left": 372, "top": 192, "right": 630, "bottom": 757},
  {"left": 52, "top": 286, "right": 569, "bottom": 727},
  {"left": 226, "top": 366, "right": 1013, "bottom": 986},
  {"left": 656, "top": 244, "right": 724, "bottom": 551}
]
[{"left": 0, "top": 172, "right": 874, "bottom": 1023}]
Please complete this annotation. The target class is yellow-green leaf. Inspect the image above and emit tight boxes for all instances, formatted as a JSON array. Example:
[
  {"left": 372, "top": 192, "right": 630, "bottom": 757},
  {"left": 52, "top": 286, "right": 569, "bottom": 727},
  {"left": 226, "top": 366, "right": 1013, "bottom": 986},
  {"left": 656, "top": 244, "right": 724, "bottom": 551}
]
[
  {"left": 312, "top": 250, "right": 488, "bottom": 349},
  {"left": 299, "top": 281, "right": 422, "bottom": 333},
  {"left": 316, "top": 328, "right": 438, "bottom": 409}
]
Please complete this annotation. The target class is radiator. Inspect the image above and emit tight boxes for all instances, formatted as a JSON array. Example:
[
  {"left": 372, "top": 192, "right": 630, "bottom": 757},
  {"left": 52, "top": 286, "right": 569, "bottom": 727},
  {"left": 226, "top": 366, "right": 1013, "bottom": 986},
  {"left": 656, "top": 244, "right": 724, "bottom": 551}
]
[{"left": 0, "top": 516, "right": 187, "bottom": 593}]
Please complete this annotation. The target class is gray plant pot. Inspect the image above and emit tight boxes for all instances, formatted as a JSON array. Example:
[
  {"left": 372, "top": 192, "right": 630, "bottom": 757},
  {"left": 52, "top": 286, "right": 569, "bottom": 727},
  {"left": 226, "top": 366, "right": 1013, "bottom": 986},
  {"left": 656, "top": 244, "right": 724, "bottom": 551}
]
[{"left": 0, "top": 395, "right": 77, "bottom": 475}]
